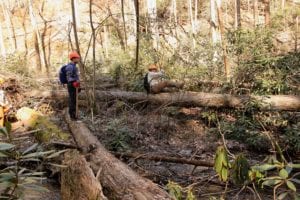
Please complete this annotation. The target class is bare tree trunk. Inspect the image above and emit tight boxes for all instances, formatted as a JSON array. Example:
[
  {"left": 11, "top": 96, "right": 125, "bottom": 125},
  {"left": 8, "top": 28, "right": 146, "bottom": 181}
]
[
  {"left": 1, "top": 1, "right": 16, "bottom": 52},
  {"left": 39, "top": 3, "right": 50, "bottom": 73},
  {"left": 0, "top": 23, "right": 6, "bottom": 58},
  {"left": 134, "top": 0, "right": 140, "bottom": 70},
  {"left": 74, "top": 0, "right": 80, "bottom": 28},
  {"left": 172, "top": 0, "right": 178, "bottom": 37},
  {"left": 103, "top": 25, "right": 109, "bottom": 58},
  {"left": 121, "top": 0, "right": 128, "bottom": 49},
  {"left": 253, "top": 0, "right": 258, "bottom": 27},
  {"left": 211, "top": 0, "right": 221, "bottom": 63},
  {"left": 108, "top": 7, "right": 126, "bottom": 51},
  {"left": 216, "top": 0, "right": 230, "bottom": 80},
  {"left": 67, "top": 22, "right": 74, "bottom": 51},
  {"left": 147, "top": 0, "right": 159, "bottom": 50},
  {"left": 30, "top": 90, "right": 300, "bottom": 111},
  {"left": 89, "top": 0, "right": 96, "bottom": 108},
  {"left": 295, "top": 16, "right": 299, "bottom": 52},
  {"left": 22, "top": 10, "right": 28, "bottom": 56},
  {"left": 71, "top": 0, "right": 93, "bottom": 109},
  {"left": 188, "top": 0, "right": 196, "bottom": 47},
  {"left": 264, "top": 0, "right": 270, "bottom": 27},
  {"left": 28, "top": 0, "right": 46, "bottom": 72},
  {"left": 47, "top": 26, "right": 52, "bottom": 67},
  {"left": 281, "top": 0, "right": 285, "bottom": 10},
  {"left": 33, "top": 32, "right": 42, "bottom": 72},
  {"left": 235, "top": 0, "right": 241, "bottom": 28}
]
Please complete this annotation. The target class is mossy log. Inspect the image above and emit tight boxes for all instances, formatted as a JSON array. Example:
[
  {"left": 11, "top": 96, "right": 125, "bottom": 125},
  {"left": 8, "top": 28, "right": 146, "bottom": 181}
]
[
  {"left": 64, "top": 110, "right": 171, "bottom": 200},
  {"left": 61, "top": 150, "right": 107, "bottom": 200},
  {"left": 28, "top": 90, "right": 300, "bottom": 111}
]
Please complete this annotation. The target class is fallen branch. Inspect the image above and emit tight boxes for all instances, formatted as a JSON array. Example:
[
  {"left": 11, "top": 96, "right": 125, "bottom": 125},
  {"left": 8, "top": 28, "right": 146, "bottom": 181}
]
[
  {"left": 64, "top": 109, "right": 171, "bottom": 200},
  {"left": 28, "top": 90, "right": 300, "bottom": 111},
  {"left": 113, "top": 152, "right": 214, "bottom": 167}
]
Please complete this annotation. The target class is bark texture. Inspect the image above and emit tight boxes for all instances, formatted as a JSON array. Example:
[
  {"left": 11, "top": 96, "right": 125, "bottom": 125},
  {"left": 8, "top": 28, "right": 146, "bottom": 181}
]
[
  {"left": 64, "top": 110, "right": 171, "bottom": 200},
  {"left": 27, "top": 90, "right": 300, "bottom": 111},
  {"left": 61, "top": 150, "right": 107, "bottom": 200}
]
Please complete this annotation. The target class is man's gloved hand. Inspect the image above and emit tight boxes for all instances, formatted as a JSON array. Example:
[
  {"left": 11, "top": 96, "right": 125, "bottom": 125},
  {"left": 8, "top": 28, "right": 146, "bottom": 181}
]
[{"left": 72, "top": 81, "right": 80, "bottom": 88}]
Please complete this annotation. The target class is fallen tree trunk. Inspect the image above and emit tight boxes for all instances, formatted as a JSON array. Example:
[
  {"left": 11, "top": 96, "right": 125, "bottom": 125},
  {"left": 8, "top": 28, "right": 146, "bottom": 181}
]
[
  {"left": 61, "top": 150, "right": 107, "bottom": 200},
  {"left": 64, "top": 110, "right": 171, "bottom": 200},
  {"left": 114, "top": 152, "right": 214, "bottom": 167},
  {"left": 28, "top": 90, "right": 300, "bottom": 111}
]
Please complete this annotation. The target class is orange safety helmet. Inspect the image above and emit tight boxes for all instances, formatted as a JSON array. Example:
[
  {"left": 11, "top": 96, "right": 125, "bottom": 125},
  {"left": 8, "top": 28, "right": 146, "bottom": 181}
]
[
  {"left": 69, "top": 51, "right": 80, "bottom": 60},
  {"left": 148, "top": 64, "right": 158, "bottom": 71}
]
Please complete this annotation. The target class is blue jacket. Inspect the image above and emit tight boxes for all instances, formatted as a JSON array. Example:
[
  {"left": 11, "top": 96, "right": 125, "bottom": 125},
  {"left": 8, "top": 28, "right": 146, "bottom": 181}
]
[{"left": 65, "top": 62, "right": 79, "bottom": 83}]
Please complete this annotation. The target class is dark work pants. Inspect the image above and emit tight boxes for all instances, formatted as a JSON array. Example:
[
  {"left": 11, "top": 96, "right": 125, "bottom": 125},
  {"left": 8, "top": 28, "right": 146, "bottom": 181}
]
[{"left": 67, "top": 83, "right": 76, "bottom": 118}]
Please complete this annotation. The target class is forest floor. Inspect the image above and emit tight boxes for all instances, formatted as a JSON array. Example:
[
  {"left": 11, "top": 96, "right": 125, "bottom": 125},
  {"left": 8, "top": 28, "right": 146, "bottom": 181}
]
[{"left": 2, "top": 73, "right": 297, "bottom": 199}]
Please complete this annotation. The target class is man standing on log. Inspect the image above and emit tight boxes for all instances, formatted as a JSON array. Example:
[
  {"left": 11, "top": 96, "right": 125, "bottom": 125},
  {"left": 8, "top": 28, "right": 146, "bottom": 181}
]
[
  {"left": 145, "top": 64, "right": 184, "bottom": 94},
  {"left": 66, "top": 51, "right": 81, "bottom": 120}
]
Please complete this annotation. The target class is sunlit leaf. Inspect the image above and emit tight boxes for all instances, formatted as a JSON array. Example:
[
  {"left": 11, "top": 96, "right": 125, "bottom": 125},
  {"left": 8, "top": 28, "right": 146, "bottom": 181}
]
[
  {"left": 252, "top": 164, "right": 277, "bottom": 172},
  {"left": 286, "top": 180, "right": 297, "bottom": 192},
  {"left": 0, "top": 142, "right": 15, "bottom": 151},
  {"left": 289, "top": 164, "right": 300, "bottom": 169},
  {"left": 262, "top": 179, "right": 281, "bottom": 187},
  {"left": 221, "top": 168, "right": 228, "bottom": 182},
  {"left": 4, "top": 122, "right": 11, "bottom": 135},
  {"left": 279, "top": 169, "right": 288, "bottom": 179},
  {"left": 0, "top": 127, "right": 8, "bottom": 137}
]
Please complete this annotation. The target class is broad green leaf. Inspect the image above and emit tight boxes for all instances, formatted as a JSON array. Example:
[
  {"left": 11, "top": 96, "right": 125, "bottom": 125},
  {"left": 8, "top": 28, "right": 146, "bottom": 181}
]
[
  {"left": 186, "top": 189, "right": 196, "bottom": 200},
  {"left": 0, "top": 142, "right": 15, "bottom": 151},
  {"left": 249, "top": 169, "right": 264, "bottom": 181},
  {"left": 279, "top": 169, "right": 289, "bottom": 179},
  {"left": 262, "top": 179, "right": 281, "bottom": 187},
  {"left": 289, "top": 164, "right": 300, "bottom": 169},
  {"left": 0, "top": 151, "right": 7, "bottom": 157},
  {"left": 4, "top": 122, "right": 11, "bottom": 135},
  {"left": 286, "top": 180, "right": 297, "bottom": 192},
  {"left": 221, "top": 168, "right": 228, "bottom": 182},
  {"left": 0, "top": 127, "right": 8, "bottom": 137},
  {"left": 252, "top": 164, "right": 276, "bottom": 172},
  {"left": 278, "top": 192, "right": 288, "bottom": 200}
]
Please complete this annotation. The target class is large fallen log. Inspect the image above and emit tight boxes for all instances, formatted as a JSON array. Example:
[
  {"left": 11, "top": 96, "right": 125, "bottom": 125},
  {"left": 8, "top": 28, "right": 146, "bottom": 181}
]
[
  {"left": 28, "top": 90, "right": 300, "bottom": 111},
  {"left": 64, "top": 110, "right": 172, "bottom": 200},
  {"left": 61, "top": 150, "right": 107, "bottom": 200}
]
